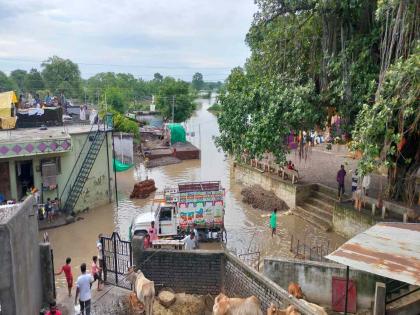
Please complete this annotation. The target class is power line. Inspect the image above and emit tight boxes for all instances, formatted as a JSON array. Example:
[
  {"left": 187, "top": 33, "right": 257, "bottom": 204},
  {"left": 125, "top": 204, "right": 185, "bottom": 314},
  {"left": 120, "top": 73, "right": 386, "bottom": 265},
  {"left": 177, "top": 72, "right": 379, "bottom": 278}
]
[{"left": 0, "top": 57, "right": 233, "bottom": 70}]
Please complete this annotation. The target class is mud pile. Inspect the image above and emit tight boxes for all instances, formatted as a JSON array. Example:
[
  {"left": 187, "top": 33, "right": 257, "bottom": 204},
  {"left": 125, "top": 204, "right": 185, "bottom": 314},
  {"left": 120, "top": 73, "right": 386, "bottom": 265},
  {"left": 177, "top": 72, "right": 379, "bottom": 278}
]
[
  {"left": 130, "top": 179, "right": 157, "bottom": 199},
  {"left": 241, "top": 185, "right": 288, "bottom": 211}
]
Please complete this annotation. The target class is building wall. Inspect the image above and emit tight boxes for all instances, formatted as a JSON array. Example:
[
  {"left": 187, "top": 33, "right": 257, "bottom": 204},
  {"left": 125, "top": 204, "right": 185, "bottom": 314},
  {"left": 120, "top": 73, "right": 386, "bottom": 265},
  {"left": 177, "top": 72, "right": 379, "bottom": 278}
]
[
  {"left": 113, "top": 132, "right": 134, "bottom": 165},
  {"left": 0, "top": 196, "right": 43, "bottom": 314},
  {"left": 332, "top": 203, "right": 376, "bottom": 238},
  {"left": 2, "top": 131, "right": 114, "bottom": 212},
  {"left": 264, "top": 257, "right": 384, "bottom": 310},
  {"left": 232, "top": 163, "right": 314, "bottom": 209}
]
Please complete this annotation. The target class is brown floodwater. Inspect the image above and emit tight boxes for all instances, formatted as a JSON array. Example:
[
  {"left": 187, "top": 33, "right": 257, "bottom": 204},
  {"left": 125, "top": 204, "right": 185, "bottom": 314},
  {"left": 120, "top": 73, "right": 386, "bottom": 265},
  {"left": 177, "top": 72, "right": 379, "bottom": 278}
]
[{"left": 45, "top": 96, "right": 345, "bottom": 288}]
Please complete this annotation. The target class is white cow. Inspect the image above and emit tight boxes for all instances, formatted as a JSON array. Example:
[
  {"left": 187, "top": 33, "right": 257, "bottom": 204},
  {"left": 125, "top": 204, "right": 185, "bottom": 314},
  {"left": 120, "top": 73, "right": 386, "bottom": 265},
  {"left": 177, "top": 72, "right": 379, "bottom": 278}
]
[
  {"left": 213, "top": 293, "right": 263, "bottom": 315},
  {"left": 126, "top": 267, "right": 155, "bottom": 315}
]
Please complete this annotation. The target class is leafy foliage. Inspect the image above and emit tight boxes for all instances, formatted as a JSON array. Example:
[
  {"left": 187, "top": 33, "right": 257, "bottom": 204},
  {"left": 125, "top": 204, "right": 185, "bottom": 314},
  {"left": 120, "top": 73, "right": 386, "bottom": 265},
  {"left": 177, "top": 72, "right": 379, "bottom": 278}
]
[
  {"left": 41, "top": 56, "right": 82, "bottom": 97},
  {"left": 9, "top": 69, "right": 27, "bottom": 93},
  {"left": 24, "top": 68, "right": 45, "bottom": 93},
  {"left": 0, "top": 71, "right": 17, "bottom": 92},
  {"left": 155, "top": 77, "right": 195, "bottom": 122}
]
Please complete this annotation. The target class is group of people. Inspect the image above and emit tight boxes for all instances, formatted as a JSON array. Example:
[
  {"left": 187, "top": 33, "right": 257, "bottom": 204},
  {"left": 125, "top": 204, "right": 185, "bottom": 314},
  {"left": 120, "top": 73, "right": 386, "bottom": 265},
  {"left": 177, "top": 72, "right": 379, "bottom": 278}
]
[
  {"left": 18, "top": 92, "right": 69, "bottom": 112},
  {"left": 38, "top": 197, "right": 60, "bottom": 222},
  {"left": 53, "top": 235, "right": 105, "bottom": 315},
  {"left": 337, "top": 164, "right": 372, "bottom": 209}
]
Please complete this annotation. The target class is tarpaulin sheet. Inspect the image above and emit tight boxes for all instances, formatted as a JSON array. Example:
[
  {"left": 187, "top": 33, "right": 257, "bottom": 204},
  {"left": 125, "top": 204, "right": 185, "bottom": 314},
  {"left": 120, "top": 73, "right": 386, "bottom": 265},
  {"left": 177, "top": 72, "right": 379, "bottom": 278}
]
[
  {"left": 167, "top": 123, "right": 186, "bottom": 144},
  {"left": 0, "top": 91, "right": 17, "bottom": 118},
  {"left": 113, "top": 158, "right": 133, "bottom": 172}
]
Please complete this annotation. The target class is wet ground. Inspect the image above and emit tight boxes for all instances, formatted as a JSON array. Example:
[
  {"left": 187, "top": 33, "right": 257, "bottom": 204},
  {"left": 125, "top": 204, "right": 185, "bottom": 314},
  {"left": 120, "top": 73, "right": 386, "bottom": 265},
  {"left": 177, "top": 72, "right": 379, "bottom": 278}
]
[{"left": 47, "top": 95, "right": 346, "bottom": 292}]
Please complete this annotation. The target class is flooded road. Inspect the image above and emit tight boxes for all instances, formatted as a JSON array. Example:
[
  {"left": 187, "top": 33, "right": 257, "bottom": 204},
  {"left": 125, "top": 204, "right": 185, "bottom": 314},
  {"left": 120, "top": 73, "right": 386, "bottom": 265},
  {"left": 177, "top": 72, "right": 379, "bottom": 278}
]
[{"left": 47, "top": 95, "right": 345, "bottom": 288}]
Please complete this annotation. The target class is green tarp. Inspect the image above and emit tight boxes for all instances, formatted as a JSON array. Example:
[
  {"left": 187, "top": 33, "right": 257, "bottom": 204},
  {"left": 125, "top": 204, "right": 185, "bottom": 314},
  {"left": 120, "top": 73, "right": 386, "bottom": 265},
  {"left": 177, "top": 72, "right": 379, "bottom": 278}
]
[
  {"left": 113, "top": 158, "right": 133, "bottom": 172},
  {"left": 167, "top": 123, "right": 186, "bottom": 145}
]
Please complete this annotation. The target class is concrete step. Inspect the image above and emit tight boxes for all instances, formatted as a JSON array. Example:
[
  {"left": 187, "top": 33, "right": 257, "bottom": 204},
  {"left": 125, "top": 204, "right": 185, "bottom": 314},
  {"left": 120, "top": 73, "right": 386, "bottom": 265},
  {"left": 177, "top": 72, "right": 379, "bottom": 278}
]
[
  {"left": 299, "top": 202, "right": 333, "bottom": 220},
  {"left": 312, "top": 190, "right": 338, "bottom": 204},
  {"left": 294, "top": 207, "right": 332, "bottom": 232},
  {"left": 315, "top": 184, "right": 352, "bottom": 200},
  {"left": 306, "top": 198, "right": 334, "bottom": 213}
]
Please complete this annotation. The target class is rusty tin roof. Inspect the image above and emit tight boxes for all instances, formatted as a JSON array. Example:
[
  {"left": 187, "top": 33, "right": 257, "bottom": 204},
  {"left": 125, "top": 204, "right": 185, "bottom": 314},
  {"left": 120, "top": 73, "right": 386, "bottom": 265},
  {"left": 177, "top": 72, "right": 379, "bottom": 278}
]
[{"left": 326, "top": 222, "right": 420, "bottom": 285}]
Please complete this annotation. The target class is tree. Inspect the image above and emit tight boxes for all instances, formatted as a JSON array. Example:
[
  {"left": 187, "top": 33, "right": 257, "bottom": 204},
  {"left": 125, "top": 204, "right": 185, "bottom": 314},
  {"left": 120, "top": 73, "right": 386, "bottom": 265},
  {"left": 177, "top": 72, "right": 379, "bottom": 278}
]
[
  {"left": 153, "top": 73, "right": 163, "bottom": 82},
  {"left": 0, "top": 71, "right": 17, "bottom": 92},
  {"left": 10, "top": 69, "right": 27, "bottom": 93},
  {"left": 155, "top": 77, "right": 195, "bottom": 122},
  {"left": 192, "top": 72, "right": 204, "bottom": 90},
  {"left": 41, "top": 56, "right": 82, "bottom": 97},
  {"left": 24, "top": 68, "right": 45, "bottom": 93},
  {"left": 104, "top": 87, "right": 126, "bottom": 113}
]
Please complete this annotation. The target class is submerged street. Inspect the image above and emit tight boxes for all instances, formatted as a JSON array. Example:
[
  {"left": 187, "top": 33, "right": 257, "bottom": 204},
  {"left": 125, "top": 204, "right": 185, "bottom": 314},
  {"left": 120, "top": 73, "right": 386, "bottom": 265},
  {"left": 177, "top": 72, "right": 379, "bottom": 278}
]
[{"left": 47, "top": 95, "right": 345, "bottom": 289}]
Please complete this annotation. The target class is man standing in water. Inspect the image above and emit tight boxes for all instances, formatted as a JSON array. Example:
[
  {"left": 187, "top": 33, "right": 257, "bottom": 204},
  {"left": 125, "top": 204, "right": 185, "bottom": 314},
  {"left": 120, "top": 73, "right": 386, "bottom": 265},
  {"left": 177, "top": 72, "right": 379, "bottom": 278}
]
[
  {"left": 337, "top": 165, "right": 347, "bottom": 201},
  {"left": 270, "top": 208, "right": 277, "bottom": 237}
]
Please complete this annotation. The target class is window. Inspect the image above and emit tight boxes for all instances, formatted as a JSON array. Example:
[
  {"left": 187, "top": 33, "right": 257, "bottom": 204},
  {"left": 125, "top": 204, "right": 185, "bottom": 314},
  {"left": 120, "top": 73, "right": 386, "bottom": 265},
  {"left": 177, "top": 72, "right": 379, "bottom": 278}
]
[{"left": 40, "top": 157, "right": 61, "bottom": 175}]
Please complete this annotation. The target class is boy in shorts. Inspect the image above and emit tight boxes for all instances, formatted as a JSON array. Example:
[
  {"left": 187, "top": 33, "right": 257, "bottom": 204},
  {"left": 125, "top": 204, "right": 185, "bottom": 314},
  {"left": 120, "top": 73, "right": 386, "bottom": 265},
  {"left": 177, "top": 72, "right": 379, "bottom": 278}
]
[{"left": 56, "top": 257, "right": 73, "bottom": 297}]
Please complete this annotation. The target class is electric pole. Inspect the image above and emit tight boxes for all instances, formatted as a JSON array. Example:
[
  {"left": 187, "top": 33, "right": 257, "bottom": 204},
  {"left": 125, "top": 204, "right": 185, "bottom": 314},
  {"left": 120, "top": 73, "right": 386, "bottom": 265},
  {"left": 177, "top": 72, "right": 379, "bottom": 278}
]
[{"left": 172, "top": 95, "right": 175, "bottom": 123}]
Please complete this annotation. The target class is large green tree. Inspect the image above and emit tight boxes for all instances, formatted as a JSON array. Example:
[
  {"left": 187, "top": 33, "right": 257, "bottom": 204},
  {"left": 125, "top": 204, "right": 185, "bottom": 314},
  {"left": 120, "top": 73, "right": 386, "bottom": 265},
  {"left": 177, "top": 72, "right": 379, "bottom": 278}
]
[
  {"left": 0, "top": 71, "right": 17, "bottom": 92},
  {"left": 9, "top": 69, "right": 27, "bottom": 93},
  {"left": 156, "top": 77, "right": 195, "bottom": 122},
  {"left": 24, "top": 68, "right": 45, "bottom": 93},
  {"left": 41, "top": 56, "right": 82, "bottom": 98}
]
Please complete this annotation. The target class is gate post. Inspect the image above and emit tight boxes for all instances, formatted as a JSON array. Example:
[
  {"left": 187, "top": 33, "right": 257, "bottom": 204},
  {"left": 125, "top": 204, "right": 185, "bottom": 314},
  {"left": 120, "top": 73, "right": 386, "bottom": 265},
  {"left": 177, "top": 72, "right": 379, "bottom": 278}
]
[{"left": 113, "top": 233, "right": 118, "bottom": 286}]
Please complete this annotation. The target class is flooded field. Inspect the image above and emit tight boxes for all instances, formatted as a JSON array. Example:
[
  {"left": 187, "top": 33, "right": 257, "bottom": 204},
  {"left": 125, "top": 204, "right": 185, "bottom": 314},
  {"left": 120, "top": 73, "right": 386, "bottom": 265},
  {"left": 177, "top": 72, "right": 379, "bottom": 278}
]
[{"left": 47, "top": 96, "right": 345, "bottom": 288}]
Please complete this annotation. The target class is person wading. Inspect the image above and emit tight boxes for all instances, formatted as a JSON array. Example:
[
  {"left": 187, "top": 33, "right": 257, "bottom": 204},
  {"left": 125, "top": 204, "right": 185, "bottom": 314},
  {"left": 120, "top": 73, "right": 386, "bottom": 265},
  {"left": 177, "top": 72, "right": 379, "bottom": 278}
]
[
  {"left": 75, "top": 263, "right": 94, "bottom": 315},
  {"left": 270, "top": 208, "right": 277, "bottom": 237}
]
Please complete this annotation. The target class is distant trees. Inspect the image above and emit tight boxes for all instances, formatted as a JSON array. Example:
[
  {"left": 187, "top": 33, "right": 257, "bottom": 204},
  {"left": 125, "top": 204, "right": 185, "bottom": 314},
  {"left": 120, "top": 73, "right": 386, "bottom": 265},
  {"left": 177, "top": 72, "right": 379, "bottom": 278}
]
[
  {"left": 41, "top": 56, "right": 82, "bottom": 97},
  {"left": 9, "top": 69, "right": 27, "bottom": 93},
  {"left": 24, "top": 68, "right": 45, "bottom": 93},
  {"left": 156, "top": 77, "right": 195, "bottom": 122},
  {"left": 0, "top": 71, "right": 17, "bottom": 92},
  {"left": 192, "top": 72, "right": 204, "bottom": 90}
]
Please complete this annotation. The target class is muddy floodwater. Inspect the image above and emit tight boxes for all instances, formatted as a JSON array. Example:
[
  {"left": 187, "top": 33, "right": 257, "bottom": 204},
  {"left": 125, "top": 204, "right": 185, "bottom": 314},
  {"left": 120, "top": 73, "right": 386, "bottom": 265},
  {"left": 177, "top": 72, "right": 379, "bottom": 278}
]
[{"left": 46, "top": 96, "right": 345, "bottom": 288}]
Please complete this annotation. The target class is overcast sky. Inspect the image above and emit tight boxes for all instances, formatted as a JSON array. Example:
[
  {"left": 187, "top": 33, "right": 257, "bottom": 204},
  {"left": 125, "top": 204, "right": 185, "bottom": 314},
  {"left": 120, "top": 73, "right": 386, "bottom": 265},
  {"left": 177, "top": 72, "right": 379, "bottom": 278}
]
[{"left": 0, "top": 0, "right": 256, "bottom": 81}]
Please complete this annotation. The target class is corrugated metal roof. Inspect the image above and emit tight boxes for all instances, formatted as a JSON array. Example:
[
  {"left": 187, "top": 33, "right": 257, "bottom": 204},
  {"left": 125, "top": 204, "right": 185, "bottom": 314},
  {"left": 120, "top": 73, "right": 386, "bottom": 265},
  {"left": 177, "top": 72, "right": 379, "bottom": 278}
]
[{"left": 326, "top": 223, "right": 420, "bottom": 285}]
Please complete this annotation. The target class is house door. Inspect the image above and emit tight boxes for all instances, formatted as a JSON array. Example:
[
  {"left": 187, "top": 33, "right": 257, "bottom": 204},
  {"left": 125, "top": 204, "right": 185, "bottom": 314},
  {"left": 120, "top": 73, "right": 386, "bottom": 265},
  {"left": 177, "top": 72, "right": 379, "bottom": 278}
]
[
  {"left": 16, "top": 160, "right": 34, "bottom": 200},
  {"left": 0, "top": 162, "right": 11, "bottom": 201}
]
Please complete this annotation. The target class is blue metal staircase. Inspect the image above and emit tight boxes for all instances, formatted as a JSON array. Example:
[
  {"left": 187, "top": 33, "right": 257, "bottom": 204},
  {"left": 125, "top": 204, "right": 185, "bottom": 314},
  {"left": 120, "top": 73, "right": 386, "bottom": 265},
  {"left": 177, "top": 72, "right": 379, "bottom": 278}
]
[{"left": 61, "top": 126, "right": 106, "bottom": 213}]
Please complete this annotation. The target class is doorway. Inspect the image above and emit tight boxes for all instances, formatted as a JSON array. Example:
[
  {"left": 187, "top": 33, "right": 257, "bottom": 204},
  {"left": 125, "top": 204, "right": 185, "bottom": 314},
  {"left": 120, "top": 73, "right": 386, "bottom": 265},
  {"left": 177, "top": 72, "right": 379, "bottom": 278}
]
[
  {"left": 0, "top": 162, "right": 11, "bottom": 202},
  {"left": 16, "top": 160, "right": 34, "bottom": 200}
]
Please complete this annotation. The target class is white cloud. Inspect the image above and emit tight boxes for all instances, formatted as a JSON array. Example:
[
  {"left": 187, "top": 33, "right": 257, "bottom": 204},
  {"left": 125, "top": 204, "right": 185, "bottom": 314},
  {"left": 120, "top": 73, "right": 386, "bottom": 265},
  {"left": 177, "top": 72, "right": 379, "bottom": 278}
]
[{"left": 0, "top": 0, "right": 256, "bottom": 81}]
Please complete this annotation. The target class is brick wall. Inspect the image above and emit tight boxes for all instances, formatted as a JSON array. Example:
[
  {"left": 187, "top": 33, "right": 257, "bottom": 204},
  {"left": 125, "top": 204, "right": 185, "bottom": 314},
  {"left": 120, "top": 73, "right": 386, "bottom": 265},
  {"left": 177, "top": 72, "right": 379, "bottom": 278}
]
[
  {"left": 134, "top": 248, "right": 223, "bottom": 295},
  {"left": 224, "top": 253, "right": 313, "bottom": 312}
]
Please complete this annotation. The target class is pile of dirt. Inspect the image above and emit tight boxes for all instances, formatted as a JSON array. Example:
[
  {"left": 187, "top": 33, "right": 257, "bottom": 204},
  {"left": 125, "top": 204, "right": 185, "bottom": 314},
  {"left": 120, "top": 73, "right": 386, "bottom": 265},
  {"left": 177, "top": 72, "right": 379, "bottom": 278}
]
[
  {"left": 153, "top": 292, "right": 212, "bottom": 315},
  {"left": 130, "top": 179, "right": 157, "bottom": 199},
  {"left": 241, "top": 185, "right": 288, "bottom": 211}
]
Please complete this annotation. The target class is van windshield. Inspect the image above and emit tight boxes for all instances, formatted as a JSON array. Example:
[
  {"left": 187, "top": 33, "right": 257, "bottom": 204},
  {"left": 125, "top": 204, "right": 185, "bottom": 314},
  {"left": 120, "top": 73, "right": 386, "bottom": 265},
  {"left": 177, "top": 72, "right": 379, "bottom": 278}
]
[{"left": 159, "top": 207, "right": 172, "bottom": 221}]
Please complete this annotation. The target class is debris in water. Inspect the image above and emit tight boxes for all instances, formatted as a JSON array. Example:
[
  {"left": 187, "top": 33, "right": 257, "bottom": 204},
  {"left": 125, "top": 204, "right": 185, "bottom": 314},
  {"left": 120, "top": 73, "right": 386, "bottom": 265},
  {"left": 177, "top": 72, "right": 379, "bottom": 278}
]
[{"left": 241, "top": 185, "right": 288, "bottom": 211}]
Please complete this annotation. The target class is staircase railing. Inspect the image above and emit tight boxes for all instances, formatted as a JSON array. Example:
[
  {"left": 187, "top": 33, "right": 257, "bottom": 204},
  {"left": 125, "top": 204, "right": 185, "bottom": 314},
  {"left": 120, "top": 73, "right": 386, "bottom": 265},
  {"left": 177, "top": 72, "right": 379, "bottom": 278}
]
[{"left": 60, "top": 122, "right": 106, "bottom": 213}]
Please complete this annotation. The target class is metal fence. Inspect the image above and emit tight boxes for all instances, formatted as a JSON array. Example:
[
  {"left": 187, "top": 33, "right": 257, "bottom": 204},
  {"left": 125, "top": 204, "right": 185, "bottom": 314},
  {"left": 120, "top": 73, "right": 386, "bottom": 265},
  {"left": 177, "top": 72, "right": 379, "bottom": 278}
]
[{"left": 290, "top": 235, "right": 333, "bottom": 262}]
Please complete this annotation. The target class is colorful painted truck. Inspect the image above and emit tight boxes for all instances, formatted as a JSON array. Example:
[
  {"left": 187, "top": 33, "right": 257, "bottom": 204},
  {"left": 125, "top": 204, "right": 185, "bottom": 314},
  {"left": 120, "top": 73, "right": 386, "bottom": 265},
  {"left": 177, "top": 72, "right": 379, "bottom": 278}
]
[{"left": 131, "top": 181, "right": 225, "bottom": 241}]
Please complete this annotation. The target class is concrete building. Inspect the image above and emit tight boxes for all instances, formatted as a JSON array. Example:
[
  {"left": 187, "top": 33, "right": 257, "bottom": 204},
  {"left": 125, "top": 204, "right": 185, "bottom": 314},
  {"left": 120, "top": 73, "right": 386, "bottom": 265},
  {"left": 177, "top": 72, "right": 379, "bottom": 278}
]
[
  {"left": 0, "top": 197, "right": 43, "bottom": 314},
  {"left": 0, "top": 124, "right": 114, "bottom": 213}
]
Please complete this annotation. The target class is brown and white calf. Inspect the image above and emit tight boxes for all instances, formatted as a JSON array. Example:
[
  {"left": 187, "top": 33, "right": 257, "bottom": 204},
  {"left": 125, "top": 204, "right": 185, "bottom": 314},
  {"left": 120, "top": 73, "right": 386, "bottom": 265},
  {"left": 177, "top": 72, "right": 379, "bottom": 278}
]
[{"left": 213, "top": 293, "right": 263, "bottom": 315}]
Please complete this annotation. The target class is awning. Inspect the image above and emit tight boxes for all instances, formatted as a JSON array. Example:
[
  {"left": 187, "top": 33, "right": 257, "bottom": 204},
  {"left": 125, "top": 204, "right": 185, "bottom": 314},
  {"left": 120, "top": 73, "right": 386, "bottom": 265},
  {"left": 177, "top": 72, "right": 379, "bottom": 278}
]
[{"left": 326, "top": 223, "right": 420, "bottom": 285}]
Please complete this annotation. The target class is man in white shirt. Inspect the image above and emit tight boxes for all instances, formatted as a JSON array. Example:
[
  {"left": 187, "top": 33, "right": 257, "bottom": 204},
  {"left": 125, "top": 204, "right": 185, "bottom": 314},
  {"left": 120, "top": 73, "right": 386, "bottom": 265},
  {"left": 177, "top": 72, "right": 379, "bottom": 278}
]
[
  {"left": 182, "top": 232, "right": 196, "bottom": 250},
  {"left": 75, "top": 263, "right": 94, "bottom": 315},
  {"left": 97, "top": 235, "right": 106, "bottom": 281}
]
